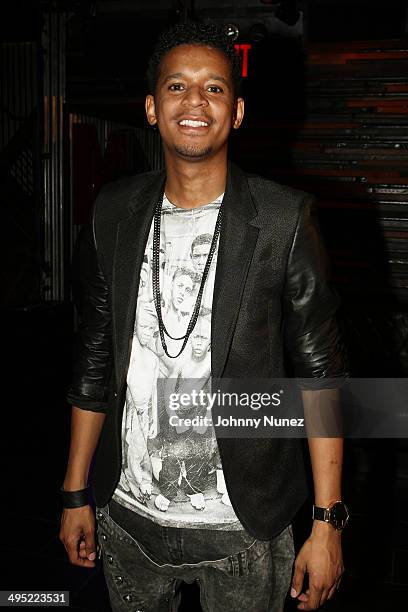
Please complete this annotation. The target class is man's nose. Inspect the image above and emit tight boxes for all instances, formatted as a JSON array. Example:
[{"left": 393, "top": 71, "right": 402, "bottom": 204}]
[{"left": 183, "top": 85, "right": 208, "bottom": 106}]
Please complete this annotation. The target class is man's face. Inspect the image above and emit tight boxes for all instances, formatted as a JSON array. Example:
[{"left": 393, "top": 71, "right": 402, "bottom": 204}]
[
  {"left": 191, "top": 322, "right": 211, "bottom": 360},
  {"left": 172, "top": 274, "right": 193, "bottom": 309},
  {"left": 136, "top": 310, "right": 157, "bottom": 346},
  {"left": 145, "top": 44, "right": 244, "bottom": 162},
  {"left": 191, "top": 242, "right": 211, "bottom": 273}
]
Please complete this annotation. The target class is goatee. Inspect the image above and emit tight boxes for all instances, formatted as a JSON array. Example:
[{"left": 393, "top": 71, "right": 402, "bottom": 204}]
[{"left": 174, "top": 144, "right": 213, "bottom": 158}]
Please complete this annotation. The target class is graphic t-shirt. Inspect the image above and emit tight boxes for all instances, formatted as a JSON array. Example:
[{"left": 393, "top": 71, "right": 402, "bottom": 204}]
[{"left": 112, "top": 194, "right": 243, "bottom": 529}]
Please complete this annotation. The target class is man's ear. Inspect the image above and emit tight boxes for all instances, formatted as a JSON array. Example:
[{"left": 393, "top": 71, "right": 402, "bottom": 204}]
[
  {"left": 145, "top": 95, "right": 157, "bottom": 126},
  {"left": 232, "top": 97, "right": 244, "bottom": 129}
]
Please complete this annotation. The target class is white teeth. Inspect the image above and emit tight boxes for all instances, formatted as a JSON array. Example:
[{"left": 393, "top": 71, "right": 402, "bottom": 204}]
[{"left": 179, "top": 119, "right": 209, "bottom": 127}]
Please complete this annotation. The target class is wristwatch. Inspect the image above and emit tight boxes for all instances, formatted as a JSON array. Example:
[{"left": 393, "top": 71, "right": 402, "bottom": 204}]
[{"left": 312, "top": 500, "right": 349, "bottom": 531}]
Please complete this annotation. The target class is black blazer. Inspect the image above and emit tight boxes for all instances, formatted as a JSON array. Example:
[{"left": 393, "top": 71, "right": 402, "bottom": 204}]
[{"left": 67, "top": 162, "right": 347, "bottom": 540}]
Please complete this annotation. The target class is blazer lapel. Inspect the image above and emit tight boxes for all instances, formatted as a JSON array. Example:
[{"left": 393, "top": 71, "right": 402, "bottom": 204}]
[
  {"left": 112, "top": 172, "right": 165, "bottom": 389},
  {"left": 211, "top": 163, "right": 260, "bottom": 378}
]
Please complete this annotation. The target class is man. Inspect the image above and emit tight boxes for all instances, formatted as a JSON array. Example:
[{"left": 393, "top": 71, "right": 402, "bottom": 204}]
[
  {"left": 60, "top": 20, "right": 348, "bottom": 612},
  {"left": 122, "top": 302, "right": 159, "bottom": 502},
  {"left": 191, "top": 234, "right": 212, "bottom": 274},
  {"left": 189, "top": 315, "right": 211, "bottom": 363}
]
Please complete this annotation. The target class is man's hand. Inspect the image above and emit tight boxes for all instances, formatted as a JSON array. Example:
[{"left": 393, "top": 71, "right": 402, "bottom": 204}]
[
  {"left": 59, "top": 505, "right": 97, "bottom": 568},
  {"left": 290, "top": 522, "right": 344, "bottom": 610}
]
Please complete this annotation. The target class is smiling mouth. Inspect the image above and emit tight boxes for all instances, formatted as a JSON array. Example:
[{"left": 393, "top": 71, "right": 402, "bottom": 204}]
[{"left": 178, "top": 119, "right": 209, "bottom": 127}]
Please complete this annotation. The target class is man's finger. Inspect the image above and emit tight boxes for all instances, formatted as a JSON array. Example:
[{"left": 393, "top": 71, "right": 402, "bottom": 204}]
[
  {"left": 327, "top": 583, "right": 338, "bottom": 601},
  {"left": 79, "top": 539, "right": 87, "bottom": 559},
  {"left": 318, "top": 587, "right": 330, "bottom": 608},
  {"left": 84, "top": 528, "right": 97, "bottom": 561},
  {"left": 65, "top": 536, "right": 95, "bottom": 568},
  {"left": 327, "top": 574, "right": 342, "bottom": 601},
  {"left": 65, "top": 535, "right": 81, "bottom": 564},
  {"left": 291, "top": 562, "right": 306, "bottom": 600},
  {"left": 297, "top": 589, "right": 309, "bottom": 603},
  {"left": 298, "top": 583, "right": 323, "bottom": 610}
]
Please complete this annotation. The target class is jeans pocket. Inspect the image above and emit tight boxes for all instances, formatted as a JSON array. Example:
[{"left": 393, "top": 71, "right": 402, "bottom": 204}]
[
  {"left": 212, "top": 539, "right": 271, "bottom": 578},
  {"left": 97, "top": 506, "right": 185, "bottom": 571},
  {"left": 96, "top": 506, "right": 161, "bottom": 566}
]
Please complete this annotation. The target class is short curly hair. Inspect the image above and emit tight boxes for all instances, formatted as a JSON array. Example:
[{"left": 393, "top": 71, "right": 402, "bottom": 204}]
[{"left": 147, "top": 20, "right": 242, "bottom": 98}]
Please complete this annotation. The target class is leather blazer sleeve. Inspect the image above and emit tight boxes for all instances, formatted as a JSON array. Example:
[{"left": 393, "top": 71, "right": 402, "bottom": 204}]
[
  {"left": 283, "top": 196, "right": 348, "bottom": 385},
  {"left": 66, "top": 207, "right": 113, "bottom": 412}
]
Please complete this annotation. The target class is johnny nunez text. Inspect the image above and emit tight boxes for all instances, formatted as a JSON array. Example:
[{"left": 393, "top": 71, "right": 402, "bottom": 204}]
[{"left": 168, "top": 415, "right": 305, "bottom": 429}]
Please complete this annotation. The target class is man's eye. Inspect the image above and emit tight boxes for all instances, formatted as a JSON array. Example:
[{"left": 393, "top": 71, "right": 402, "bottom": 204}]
[
  {"left": 169, "top": 83, "right": 184, "bottom": 91},
  {"left": 207, "top": 85, "right": 223, "bottom": 93}
]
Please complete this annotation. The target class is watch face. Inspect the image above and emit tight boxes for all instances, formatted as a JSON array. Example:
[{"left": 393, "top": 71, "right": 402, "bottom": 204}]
[{"left": 330, "top": 502, "right": 349, "bottom": 530}]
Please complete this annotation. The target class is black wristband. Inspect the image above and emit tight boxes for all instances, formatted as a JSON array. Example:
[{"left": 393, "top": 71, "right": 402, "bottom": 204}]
[{"left": 61, "top": 486, "right": 90, "bottom": 509}]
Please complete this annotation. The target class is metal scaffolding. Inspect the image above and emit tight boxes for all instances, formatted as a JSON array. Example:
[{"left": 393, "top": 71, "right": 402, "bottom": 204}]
[{"left": 42, "top": 11, "right": 66, "bottom": 301}]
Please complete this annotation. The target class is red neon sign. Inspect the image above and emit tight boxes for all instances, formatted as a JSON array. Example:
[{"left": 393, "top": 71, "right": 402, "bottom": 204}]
[{"left": 234, "top": 43, "right": 252, "bottom": 77}]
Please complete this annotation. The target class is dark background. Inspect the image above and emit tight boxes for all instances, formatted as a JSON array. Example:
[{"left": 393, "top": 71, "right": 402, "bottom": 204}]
[{"left": 1, "top": 1, "right": 408, "bottom": 610}]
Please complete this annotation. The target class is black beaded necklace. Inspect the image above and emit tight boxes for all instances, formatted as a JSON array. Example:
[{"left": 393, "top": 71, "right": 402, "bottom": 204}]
[{"left": 152, "top": 194, "right": 223, "bottom": 359}]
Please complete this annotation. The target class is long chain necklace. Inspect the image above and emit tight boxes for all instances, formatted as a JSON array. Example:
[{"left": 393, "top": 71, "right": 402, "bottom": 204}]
[{"left": 152, "top": 194, "right": 223, "bottom": 359}]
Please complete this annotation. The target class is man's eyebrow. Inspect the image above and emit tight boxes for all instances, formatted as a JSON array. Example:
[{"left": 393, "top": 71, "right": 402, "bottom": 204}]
[
  {"left": 207, "top": 74, "right": 230, "bottom": 88},
  {"left": 163, "top": 73, "right": 185, "bottom": 83},
  {"left": 162, "top": 72, "right": 231, "bottom": 88}
]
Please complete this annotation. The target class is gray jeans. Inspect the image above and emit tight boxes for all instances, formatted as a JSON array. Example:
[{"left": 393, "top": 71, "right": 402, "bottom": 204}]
[{"left": 96, "top": 501, "right": 294, "bottom": 612}]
